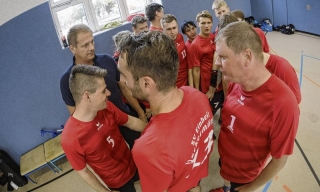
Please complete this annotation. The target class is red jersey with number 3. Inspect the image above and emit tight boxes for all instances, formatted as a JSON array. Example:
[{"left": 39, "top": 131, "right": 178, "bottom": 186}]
[
  {"left": 132, "top": 86, "right": 214, "bottom": 191},
  {"left": 175, "top": 33, "right": 188, "bottom": 87},
  {"left": 61, "top": 101, "right": 136, "bottom": 188}
]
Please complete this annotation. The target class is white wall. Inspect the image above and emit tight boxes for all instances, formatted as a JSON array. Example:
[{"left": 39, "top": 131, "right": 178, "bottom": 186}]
[{"left": 0, "top": 0, "right": 47, "bottom": 25}]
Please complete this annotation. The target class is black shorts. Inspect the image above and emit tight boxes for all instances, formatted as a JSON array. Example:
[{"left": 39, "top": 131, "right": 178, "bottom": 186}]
[
  {"left": 109, "top": 175, "right": 136, "bottom": 192},
  {"left": 210, "top": 90, "right": 224, "bottom": 115}
]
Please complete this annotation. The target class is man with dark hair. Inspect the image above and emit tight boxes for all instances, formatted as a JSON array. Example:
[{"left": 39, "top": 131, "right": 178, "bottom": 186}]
[
  {"left": 62, "top": 64, "right": 146, "bottom": 192},
  {"left": 131, "top": 15, "right": 148, "bottom": 35},
  {"left": 145, "top": 3, "right": 164, "bottom": 31},
  {"left": 180, "top": 20, "right": 197, "bottom": 48},
  {"left": 117, "top": 31, "right": 214, "bottom": 192},
  {"left": 215, "top": 21, "right": 299, "bottom": 192},
  {"left": 60, "top": 24, "right": 145, "bottom": 149},
  {"left": 161, "top": 14, "right": 191, "bottom": 87}
]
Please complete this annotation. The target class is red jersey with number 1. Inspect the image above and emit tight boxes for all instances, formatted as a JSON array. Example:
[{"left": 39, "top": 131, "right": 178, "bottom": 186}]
[
  {"left": 175, "top": 33, "right": 188, "bottom": 87},
  {"left": 218, "top": 75, "right": 299, "bottom": 183}
]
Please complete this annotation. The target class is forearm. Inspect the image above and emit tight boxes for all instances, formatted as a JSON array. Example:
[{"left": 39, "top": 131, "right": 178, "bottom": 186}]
[
  {"left": 188, "top": 69, "right": 194, "bottom": 87},
  {"left": 78, "top": 168, "right": 110, "bottom": 192},
  {"left": 193, "top": 67, "right": 200, "bottom": 90},
  {"left": 124, "top": 116, "right": 147, "bottom": 132},
  {"left": 245, "top": 156, "right": 288, "bottom": 191}
]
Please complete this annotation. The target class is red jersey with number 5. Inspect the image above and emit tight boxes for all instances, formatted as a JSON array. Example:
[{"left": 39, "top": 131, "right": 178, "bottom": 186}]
[{"left": 61, "top": 101, "right": 136, "bottom": 188}]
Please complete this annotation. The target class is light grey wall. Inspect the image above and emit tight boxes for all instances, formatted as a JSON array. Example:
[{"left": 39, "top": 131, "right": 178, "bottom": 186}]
[{"left": 0, "top": 0, "right": 47, "bottom": 25}]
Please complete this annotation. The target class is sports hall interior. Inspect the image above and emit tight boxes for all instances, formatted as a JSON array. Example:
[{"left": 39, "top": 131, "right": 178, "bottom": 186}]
[{"left": 0, "top": 0, "right": 319, "bottom": 191}]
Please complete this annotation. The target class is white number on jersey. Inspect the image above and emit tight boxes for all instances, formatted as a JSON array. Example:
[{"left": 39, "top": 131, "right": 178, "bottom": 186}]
[
  {"left": 227, "top": 115, "right": 236, "bottom": 133},
  {"left": 181, "top": 49, "right": 186, "bottom": 59},
  {"left": 106, "top": 136, "right": 115, "bottom": 147}
]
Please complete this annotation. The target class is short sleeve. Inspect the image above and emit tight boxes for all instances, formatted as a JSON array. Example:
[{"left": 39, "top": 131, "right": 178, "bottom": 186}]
[
  {"left": 269, "top": 91, "right": 299, "bottom": 158},
  {"left": 106, "top": 101, "right": 129, "bottom": 125},
  {"left": 188, "top": 43, "right": 202, "bottom": 68},
  {"left": 61, "top": 137, "right": 86, "bottom": 171},
  {"left": 60, "top": 70, "right": 75, "bottom": 106}
]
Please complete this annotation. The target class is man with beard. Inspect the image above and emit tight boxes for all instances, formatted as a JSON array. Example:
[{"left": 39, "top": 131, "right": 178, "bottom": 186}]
[{"left": 117, "top": 31, "right": 214, "bottom": 192}]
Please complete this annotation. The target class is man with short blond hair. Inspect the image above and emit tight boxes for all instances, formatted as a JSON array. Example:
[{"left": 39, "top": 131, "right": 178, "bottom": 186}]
[
  {"left": 212, "top": 0, "right": 230, "bottom": 19},
  {"left": 214, "top": 21, "right": 299, "bottom": 192}
]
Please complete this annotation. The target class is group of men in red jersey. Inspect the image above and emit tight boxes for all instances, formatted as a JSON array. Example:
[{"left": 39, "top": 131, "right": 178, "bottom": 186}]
[{"left": 59, "top": 0, "right": 300, "bottom": 192}]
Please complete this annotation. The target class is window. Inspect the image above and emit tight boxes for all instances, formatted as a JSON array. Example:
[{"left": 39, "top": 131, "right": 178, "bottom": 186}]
[{"left": 50, "top": 0, "right": 162, "bottom": 48}]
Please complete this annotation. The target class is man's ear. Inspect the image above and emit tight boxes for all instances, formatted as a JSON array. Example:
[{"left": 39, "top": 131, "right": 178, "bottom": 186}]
[
  {"left": 69, "top": 45, "right": 76, "bottom": 55},
  {"left": 243, "top": 48, "right": 253, "bottom": 65},
  {"left": 83, "top": 91, "right": 91, "bottom": 102},
  {"left": 141, "top": 76, "right": 155, "bottom": 90}
]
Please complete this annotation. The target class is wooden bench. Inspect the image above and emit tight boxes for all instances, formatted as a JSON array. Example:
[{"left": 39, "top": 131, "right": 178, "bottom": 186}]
[
  {"left": 43, "top": 135, "right": 66, "bottom": 172},
  {"left": 20, "top": 144, "right": 57, "bottom": 184}
]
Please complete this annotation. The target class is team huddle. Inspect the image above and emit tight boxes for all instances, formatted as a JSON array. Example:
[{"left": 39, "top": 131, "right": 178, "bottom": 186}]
[{"left": 59, "top": 0, "right": 300, "bottom": 192}]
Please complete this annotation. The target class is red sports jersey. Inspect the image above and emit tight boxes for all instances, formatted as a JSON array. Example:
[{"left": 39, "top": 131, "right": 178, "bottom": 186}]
[
  {"left": 188, "top": 33, "right": 216, "bottom": 93},
  {"left": 218, "top": 75, "right": 299, "bottom": 183},
  {"left": 253, "top": 27, "right": 270, "bottom": 53},
  {"left": 149, "top": 26, "right": 163, "bottom": 31},
  {"left": 185, "top": 40, "right": 194, "bottom": 70},
  {"left": 175, "top": 33, "right": 188, "bottom": 88},
  {"left": 265, "top": 54, "right": 301, "bottom": 104},
  {"left": 132, "top": 86, "right": 214, "bottom": 191},
  {"left": 185, "top": 39, "right": 192, "bottom": 49},
  {"left": 61, "top": 101, "right": 136, "bottom": 188}
]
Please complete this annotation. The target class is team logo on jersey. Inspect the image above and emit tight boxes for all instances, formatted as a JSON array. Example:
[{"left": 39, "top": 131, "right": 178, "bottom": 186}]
[
  {"left": 210, "top": 40, "right": 214, "bottom": 44},
  {"left": 176, "top": 42, "right": 180, "bottom": 47},
  {"left": 237, "top": 95, "right": 245, "bottom": 106},
  {"left": 96, "top": 122, "right": 103, "bottom": 131}
]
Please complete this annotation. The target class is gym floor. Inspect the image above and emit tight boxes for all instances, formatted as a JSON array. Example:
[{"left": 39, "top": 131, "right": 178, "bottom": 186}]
[{"left": 1, "top": 31, "right": 319, "bottom": 192}]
